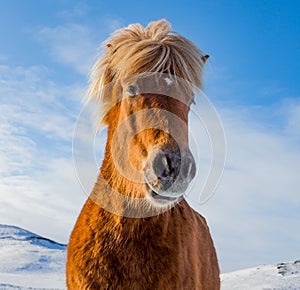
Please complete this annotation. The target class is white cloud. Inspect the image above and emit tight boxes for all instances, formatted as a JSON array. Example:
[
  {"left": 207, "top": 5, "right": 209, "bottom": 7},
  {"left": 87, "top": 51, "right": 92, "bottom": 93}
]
[
  {"left": 284, "top": 100, "right": 300, "bottom": 141},
  {"left": 0, "top": 64, "right": 85, "bottom": 242},
  {"left": 104, "top": 18, "right": 124, "bottom": 31},
  {"left": 37, "top": 23, "right": 98, "bottom": 75},
  {"left": 0, "top": 167, "right": 85, "bottom": 243},
  {"left": 0, "top": 121, "right": 36, "bottom": 175},
  {"left": 187, "top": 101, "right": 300, "bottom": 272},
  {"left": 36, "top": 17, "right": 126, "bottom": 76},
  {"left": 0, "top": 54, "right": 8, "bottom": 62},
  {"left": 57, "top": 2, "right": 91, "bottom": 19},
  {"left": 0, "top": 20, "right": 105, "bottom": 242}
]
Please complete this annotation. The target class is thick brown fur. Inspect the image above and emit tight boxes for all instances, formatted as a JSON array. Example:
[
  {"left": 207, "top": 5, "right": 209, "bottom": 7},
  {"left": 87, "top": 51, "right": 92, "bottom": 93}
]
[{"left": 67, "top": 19, "right": 220, "bottom": 289}]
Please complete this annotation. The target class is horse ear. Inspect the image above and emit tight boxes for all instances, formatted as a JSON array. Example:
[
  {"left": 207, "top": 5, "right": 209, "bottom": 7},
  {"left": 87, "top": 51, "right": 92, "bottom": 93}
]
[
  {"left": 201, "top": 55, "right": 209, "bottom": 64},
  {"left": 107, "top": 43, "right": 118, "bottom": 55},
  {"left": 106, "top": 43, "right": 113, "bottom": 52}
]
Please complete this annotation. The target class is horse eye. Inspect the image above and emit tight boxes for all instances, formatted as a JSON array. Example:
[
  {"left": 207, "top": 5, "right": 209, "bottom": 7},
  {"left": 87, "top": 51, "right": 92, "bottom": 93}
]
[{"left": 126, "top": 84, "right": 138, "bottom": 97}]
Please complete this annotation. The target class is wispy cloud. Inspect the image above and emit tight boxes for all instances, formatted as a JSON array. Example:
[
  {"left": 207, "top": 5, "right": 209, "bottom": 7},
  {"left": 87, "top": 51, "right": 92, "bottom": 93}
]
[
  {"left": 0, "top": 64, "right": 85, "bottom": 242},
  {"left": 57, "top": 2, "right": 91, "bottom": 20},
  {"left": 36, "top": 14, "right": 125, "bottom": 76},
  {"left": 104, "top": 18, "right": 124, "bottom": 31},
  {"left": 0, "top": 54, "right": 8, "bottom": 62},
  {"left": 188, "top": 100, "right": 300, "bottom": 272},
  {"left": 283, "top": 100, "right": 300, "bottom": 141},
  {"left": 0, "top": 17, "right": 122, "bottom": 242},
  {"left": 0, "top": 120, "right": 36, "bottom": 175},
  {"left": 37, "top": 23, "right": 98, "bottom": 75}
]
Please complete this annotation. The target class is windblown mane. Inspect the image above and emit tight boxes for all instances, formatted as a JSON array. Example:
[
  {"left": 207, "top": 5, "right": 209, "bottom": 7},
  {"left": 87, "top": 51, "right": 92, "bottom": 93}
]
[{"left": 86, "top": 19, "right": 205, "bottom": 123}]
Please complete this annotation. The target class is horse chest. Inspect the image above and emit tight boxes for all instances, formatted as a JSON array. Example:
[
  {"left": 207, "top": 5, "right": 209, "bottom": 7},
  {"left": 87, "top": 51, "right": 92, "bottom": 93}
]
[
  {"left": 89, "top": 228, "right": 197, "bottom": 288},
  {"left": 67, "top": 201, "right": 219, "bottom": 289}
]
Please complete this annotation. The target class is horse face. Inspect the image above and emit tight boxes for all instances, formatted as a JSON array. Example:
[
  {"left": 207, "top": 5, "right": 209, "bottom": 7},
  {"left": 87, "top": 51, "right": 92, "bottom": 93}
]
[{"left": 117, "top": 80, "right": 196, "bottom": 207}]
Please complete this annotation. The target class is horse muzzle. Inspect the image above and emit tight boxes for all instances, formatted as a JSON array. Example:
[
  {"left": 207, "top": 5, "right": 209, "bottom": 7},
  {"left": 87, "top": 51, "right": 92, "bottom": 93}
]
[{"left": 143, "top": 147, "right": 196, "bottom": 205}]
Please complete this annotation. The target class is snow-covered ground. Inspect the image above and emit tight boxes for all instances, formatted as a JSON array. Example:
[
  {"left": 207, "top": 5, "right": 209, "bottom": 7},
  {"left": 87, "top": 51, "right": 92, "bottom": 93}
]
[
  {"left": 221, "top": 261, "right": 300, "bottom": 290},
  {"left": 0, "top": 224, "right": 299, "bottom": 289},
  {"left": 0, "top": 224, "right": 66, "bottom": 289}
]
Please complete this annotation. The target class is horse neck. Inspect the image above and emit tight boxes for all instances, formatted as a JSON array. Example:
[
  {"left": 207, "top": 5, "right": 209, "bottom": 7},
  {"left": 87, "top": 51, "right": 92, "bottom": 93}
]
[
  {"left": 99, "top": 124, "right": 146, "bottom": 196},
  {"left": 89, "top": 125, "right": 147, "bottom": 219}
]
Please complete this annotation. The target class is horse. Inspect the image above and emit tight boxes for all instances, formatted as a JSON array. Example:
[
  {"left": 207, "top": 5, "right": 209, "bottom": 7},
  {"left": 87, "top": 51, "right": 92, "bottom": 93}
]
[{"left": 66, "top": 19, "right": 220, "bottom": 289}]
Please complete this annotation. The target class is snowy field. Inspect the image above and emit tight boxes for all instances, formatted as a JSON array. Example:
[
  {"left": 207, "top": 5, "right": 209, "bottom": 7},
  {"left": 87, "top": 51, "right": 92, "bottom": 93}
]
[
  {"left": 0, "top": 225, "right": 66, "bottom": 289},
  {"left": 221, "top": 261, "right": 300, "bottom": 290},
  {"left": 0, "top": 224, "right": 299, "bottom": 290}
]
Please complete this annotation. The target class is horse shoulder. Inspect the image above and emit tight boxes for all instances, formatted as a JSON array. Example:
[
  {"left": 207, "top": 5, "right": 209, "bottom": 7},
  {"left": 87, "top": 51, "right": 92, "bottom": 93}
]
[{"left": 190, "top": 208, "right": 220, "bottom": 289}]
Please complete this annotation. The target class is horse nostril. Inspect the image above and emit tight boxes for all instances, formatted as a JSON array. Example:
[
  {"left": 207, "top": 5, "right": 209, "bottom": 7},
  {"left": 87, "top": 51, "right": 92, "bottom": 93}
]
[
  {"left": 140, "top": 144, "right": 148, "bottom": 157},
  {"left": 182, "top": 151, "right": 196, "bottom": 180},
  {"left": 153, "top": 152, "right": 170, "bottom": 178},
  {"left": 150, "top": 149, "right": 182, "bottom": 183},
  {"left": 188, "top": 160, "right": 196, "bottom": 179}
]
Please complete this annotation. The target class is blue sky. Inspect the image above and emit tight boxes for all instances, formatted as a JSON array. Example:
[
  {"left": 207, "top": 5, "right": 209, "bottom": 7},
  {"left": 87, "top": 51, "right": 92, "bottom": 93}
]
[{"left": 0, "top": 0, "right": 299, "bottom": 273}]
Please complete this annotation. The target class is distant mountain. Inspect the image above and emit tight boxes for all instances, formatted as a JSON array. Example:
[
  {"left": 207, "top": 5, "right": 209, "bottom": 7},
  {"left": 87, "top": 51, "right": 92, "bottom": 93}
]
[
  {"left": 0, "top": 224, "right": 299, "bottom": 289},
  {"left": 0, "top": 224, "right": 66, "bottom": 289}
]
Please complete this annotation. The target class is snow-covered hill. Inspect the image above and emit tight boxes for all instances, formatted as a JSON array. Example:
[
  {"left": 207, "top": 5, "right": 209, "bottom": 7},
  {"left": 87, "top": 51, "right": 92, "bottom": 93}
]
[
  {"left": 0, "top": 224, "right": 299, "bottom": 289},
  {"left": 0, "top": 224, "right": 66, "bottom": 289},
  {"left": 221, "top": 260, "right": 300, "bottom": 289}
]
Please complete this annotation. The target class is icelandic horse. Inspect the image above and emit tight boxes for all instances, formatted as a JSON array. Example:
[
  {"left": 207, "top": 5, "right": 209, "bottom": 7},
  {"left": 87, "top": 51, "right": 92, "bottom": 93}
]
[{"left": 67, "top": 19, "right": 220, "bottom": 289}]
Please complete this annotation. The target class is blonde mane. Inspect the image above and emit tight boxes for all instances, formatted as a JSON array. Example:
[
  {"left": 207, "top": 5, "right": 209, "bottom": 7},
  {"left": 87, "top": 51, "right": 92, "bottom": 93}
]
[{"left": 87, "top": 19, "right": 206, "bottom": 122}]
